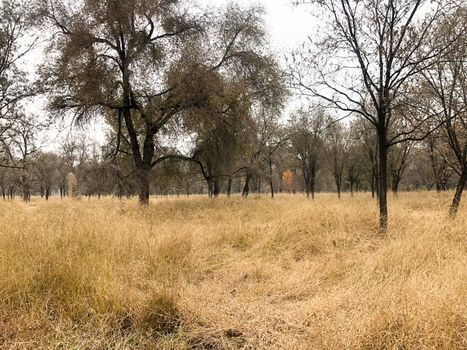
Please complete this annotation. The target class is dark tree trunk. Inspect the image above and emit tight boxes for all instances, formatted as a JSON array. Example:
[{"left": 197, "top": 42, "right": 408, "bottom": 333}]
[
  {"left": 335, "top": 176, "right": 341, "bottom": 199},
  {"left": 227, "top": 177, "right": 232, "bottom": 197},
  {"left": 207, "top": 179, "right": 212, "bottom": 197},
  {"left": 137, "top": 168, "right": 150, "bottom": 205},
  {"left": 23, "top": 190, "right": 30, "bottom": 203},
  {"left": 375, "top": 171, "right": 380, "bottom": 199},
  {"left": 117, "top": 180, "right": 124, "bottom": 200},
  {"left": 310, "top": 180, "right": 315, "bottom": 200},
  {"left": 378, "top": 127, "right": 389, "bottom": 234},
  {"left": 213, "top": 179, "right": 220, "bottom": 198},
  {"left": 371, "top": 173, "right": 376, "bottom": 199},
  {"left": 268, "top": 158, "right": 274, "bottom": 199},
  {"left": 391, "top": 175, "right": 400, "bottom": 196},
  {"left": 449, "top": 168, "right": 466, "bottom": 218},
  {"left": 242, "top": 173, "right": 252, "bottom": 197},
  {"left": 45, "top": 188, "right": 50, "bottom": 201}
]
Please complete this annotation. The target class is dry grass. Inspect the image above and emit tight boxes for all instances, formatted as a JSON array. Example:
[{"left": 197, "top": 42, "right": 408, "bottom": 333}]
[{"left": 0, "top": 192, "right": 466, "bottom": 349}]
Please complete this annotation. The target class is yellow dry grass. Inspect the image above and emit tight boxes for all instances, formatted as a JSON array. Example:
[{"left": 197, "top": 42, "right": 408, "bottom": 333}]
[{"left": 0, "top": 192, "right": 466, "bottom": 349}]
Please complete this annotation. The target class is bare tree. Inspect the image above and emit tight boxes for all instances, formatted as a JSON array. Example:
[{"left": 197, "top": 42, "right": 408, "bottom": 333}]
[
  {"left": 388, "top": 141, "right": 412, "bottom": 195},
  {"left": 289, "top": 107, "right": 328, "bottom": 199},
  {"left": 8, "top": 114, "right": 40, "bottom": 202},
  {"left": 34, "top": 152, "right": 62, "bottom": 200},
  {"left": 326, "top": 121, "right": 348, "bottom": 198},
  {"left": 291, "top": 0, "right": 465, "bottom": 232}
]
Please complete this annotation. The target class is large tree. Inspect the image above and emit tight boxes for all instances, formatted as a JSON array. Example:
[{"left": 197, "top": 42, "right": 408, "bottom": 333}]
[
  {"left": 291, "top": 0, "right": 464, "bottom": 232},
  {"left": 41, "top": 0, "right": 280, "bottom": 204}
]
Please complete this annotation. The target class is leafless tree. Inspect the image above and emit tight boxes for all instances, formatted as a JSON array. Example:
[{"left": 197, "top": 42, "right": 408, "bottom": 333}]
[
  {"left": 289, "top": 107, "right": 329, "bottom": 199},
  {"left": 291, "top": 0, "right": 465, "bottom": 232}
]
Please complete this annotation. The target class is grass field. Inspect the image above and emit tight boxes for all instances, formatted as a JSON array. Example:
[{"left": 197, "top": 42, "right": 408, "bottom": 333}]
[{"left": 0, "top": 192, "right": 466, "bottom": 349}]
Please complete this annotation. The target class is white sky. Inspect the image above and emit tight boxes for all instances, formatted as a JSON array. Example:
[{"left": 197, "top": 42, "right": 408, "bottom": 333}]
[{"left": 205, "top": 0, "right": 316, "bottom": 52}]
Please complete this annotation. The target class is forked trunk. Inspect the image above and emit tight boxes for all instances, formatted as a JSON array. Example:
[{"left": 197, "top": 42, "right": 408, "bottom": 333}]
[{"left": 449, "top": 168, "right": 466, "bottom": 218}]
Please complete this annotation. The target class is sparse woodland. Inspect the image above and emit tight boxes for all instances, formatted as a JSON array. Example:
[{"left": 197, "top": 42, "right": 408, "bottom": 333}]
[{"left": 0, "top": 0, "right": 466, "bottom": 349}]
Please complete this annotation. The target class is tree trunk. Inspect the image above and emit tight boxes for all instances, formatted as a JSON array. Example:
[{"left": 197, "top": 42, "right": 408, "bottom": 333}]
[
  {"left": 137, "top": 168, "right": 150, "bottom": 205},
  {"left": 207, "top": 179, "right": 213, "bottom": 197},
  {"left": 371, "top": 173, "right": 376, "bottom": 199},
  {"left": 391, "top": 175, "right": 400, "bottom": 197},
  {"left": 449, "top": 168, "right": 466, "bottom": 218},
  {"left": 213, "top": 179, "right": 220, "bottom": 198},
  {"left": 227, "top": 177, "right": 232, "bottom": 197},
  {"left": 242, "top": 173, "right": 252, "bottom": 197},
  {"left": 310, "top": 180, "right": 315, "bottom": 200},
  {"left": 378, "top": 128, "right": 389, "bottom": 234},
  {"left": 269, "top": 178, "right": 274, "bottom": 198},
  {"left": 336, "top": 177, "right": 341, "bottom": 199}
]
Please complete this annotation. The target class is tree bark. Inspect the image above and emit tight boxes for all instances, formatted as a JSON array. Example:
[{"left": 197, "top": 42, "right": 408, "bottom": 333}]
[
  {"left": 378, "top": 127, "right": 389, "bottom": 234},
  {"left": 242, "top": 173, "right": 252, "bottom": 197},
  {"left": 227, "top": 177, "right": 232, "bottom": 197},
  {"left": 371, "top": 172, "right": 376, "bottom": 199},
  {"left": 213, "top": 179, "right": 220, "bottom": 197},
  {"left": 137, "top": 168, "right": 150, "bottom": 205},
  {"left": 391, "top": 176, "right": 400, "bottom": 197},
  {"left": 449, "top": 168, "right": 466, "bottom": 218}
]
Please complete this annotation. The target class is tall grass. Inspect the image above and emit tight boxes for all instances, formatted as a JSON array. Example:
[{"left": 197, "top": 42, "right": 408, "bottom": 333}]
[{"left": 0, "top": 192, "right": 465, "bottom": 349}]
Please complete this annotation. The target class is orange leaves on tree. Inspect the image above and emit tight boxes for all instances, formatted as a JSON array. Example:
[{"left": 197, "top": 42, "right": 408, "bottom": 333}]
[{"left": 282, "top": 169, "right": 293, "bottom": 192}]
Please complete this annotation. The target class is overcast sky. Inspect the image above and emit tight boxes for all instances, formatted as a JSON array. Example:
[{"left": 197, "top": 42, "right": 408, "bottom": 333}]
[{"left": 204, "top": 0, "right": 316, "bottom": 52}]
